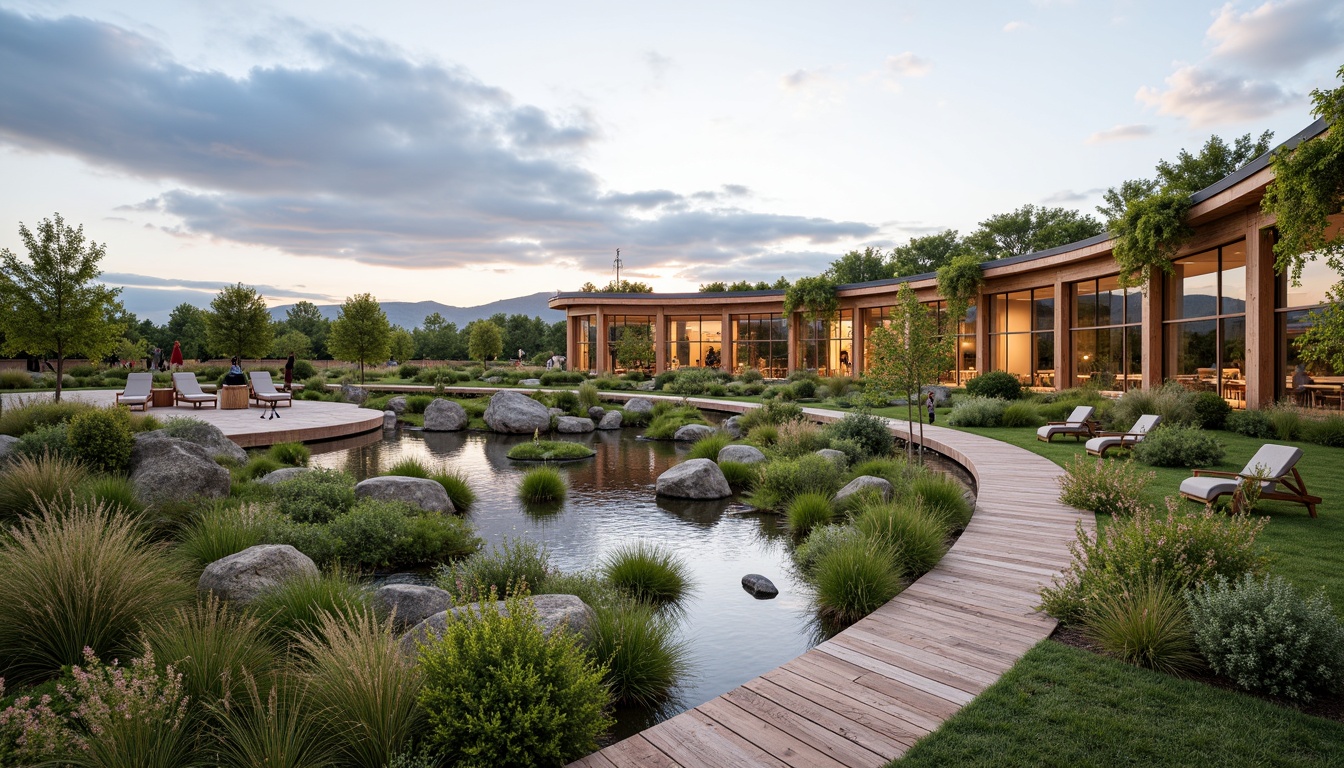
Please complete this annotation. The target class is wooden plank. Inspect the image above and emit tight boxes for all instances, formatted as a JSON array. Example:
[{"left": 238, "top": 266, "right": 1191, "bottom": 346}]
[
  {"left": 816, "top": 642, "right": 977, "bottom": 706},
  {"left": 743, "top": 675, "right": 915, "bottom": 757},
  {"left": 684, "top": 709, "right": 793, "bottom": 768},
  {"left": 837, "top": 625, "right": 1005, "bottom": 682},
  {"left": 829, "top": 631, "right": 996, "bottom": 692},
  {"left": 760, "top": 666, "right": 927, "bottom": 747},
  {"left": 568, "top": 749, "right": 621, "bottom": 768},
  {"left": 695, "top": 697, "right": 853, "bottom": 768},
  {"left": 781, "top": 653, "right": 947, "bottom": 734},
  {"left": 720, "top": 686, "right": 889, "bottom": 767},
  {"left": 592, "top": 734, "right": 682, "bottom": 768},
  {"left": 642, "top": 714, "right": 765, "bottom": 768}
]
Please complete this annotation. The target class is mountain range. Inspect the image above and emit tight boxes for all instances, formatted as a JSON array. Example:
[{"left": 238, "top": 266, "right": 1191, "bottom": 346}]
[{"left": 268, "top": 292, "right": 560, "bottom": 330}]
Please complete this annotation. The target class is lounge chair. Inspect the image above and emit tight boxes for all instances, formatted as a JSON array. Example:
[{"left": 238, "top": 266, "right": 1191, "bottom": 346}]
[
  {"left": 115, "top": 372, "right": 153, "bottom": 411},
  {"left": 249, "top": 371, "right": 292, "bottom": 408},
  {"left": 1179, "top": 443, "right": 1322, "bottom": 517},
  {"left": 1036, "top": 406, "right": 1097, "bottom": 443},
  {"left": 1085, "top": 414, "right": 1161, "bottom": 457},
  {"left": 172, "top": 372, "right": 218, "bottom": 409}
]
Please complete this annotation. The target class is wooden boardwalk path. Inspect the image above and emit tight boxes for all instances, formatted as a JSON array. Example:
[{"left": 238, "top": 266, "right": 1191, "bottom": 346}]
[{"left": 571, "top": 403, "right": 1092, "bottom": 768}]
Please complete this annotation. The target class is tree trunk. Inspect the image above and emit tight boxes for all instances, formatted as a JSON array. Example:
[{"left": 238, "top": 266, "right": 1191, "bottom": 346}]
[
  {"left": 905, "top": 395, "right": 914, "bottom": 464},
  {"left": 54, "top": 354, "right": 64, "bottom": 402},
  {"left": 917, "top": 383, "right": 926, "bottom": 466}
]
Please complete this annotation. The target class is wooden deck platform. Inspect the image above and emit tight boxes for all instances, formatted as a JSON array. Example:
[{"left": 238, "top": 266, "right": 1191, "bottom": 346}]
[{"left": 570, "top": 399, "right": 1092, "bottom": 768}]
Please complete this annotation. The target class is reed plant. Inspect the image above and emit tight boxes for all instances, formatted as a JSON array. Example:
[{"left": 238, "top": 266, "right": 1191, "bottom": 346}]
[
  {"left": 853, "top": 500, "right": 947, "bottom": 578},
  {"left": 75, "top": 474, "right": 145, "bottom": 518},
  {"left": 0, "top": 452, "right": 89, "bottom": 521},
  {"left": 212, "top": 674, "right": 338, "bottom": 768},
  {"left": 812, "top": 538, "right": 902, "bottom": 627},
  {"left": 910, "top": 473, "right": 974, "bottom": 530},
  {"left": 267, "top": 441, "right": 311, "bottom": 467},
  {"left": 686, "top": 432, "right": 730, "bottom": 461},
  {"left": 177, "top": 503, "right": 271, "bottom": 567},
  {"left": 142, "top": 594, "right": 279, "bottom": 709},
  {"left": 786, "top": 492, "right": 835, "bottom": 538},
  {"left": 587, "top": 601, "right": 690, "bottom": 706},
  {"left": 518, "top": 466, "right": 567, "bottom": 503},
  {"left": 1083, "top": 578, "right": 1201, "bottom": 676},
  {"left": 429, "top": 467, "right": 476, "bottom": 511},
  {"left": 602, "top": 541, "right": 692, "bottom": 605},
  {"left": 716, "top": 460, "right": 759, "bottom": 491},
  {"left": 385, "top": 457, "right": 430, "bottom": 478}
]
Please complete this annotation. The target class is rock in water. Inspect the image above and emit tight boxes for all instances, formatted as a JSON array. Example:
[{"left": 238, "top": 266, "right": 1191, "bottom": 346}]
[
  {"left": 129, "top": 436, "right": 231, "bottom": 504},
  {"left": 597, "top": 411, "right": 623, "bottom": 430},
  {"left": 655, "top": 458, "right": 732, "bottom": 499},
  {"left": 717, "top": 444, "right": 766, "bottom": 464},
  {"left": 483, "top": 390, "right": 552, "bottom": 433},
  {"left": 199, "top": 545, "right": 318, "bottom": 604},
  {"left": 834, "top": 475, "right": 894, "bottom": 505},
  {"left": 399, "top": 594, "right": 592, "bottom": 656},
  {"left": 623, "top": 397, "right": 654, "bottom": 414},
  {"left": 355, "top": 476, "right": 455, "bottom": 513},
  {"left": 741, "top": 574, "right": 778, "bottom": 599},
  {"left": 383, "top": 410, "right": 398, "bottom": 429},
  {"left": 673, "top": 424, "right": 716, "bottom": 442},
  {"left": 555, "top": 416, "right": 595, "bottom": 433},
  {"left": 587, "top": 406, "right": 605, "bottom": 420},
  {"left": 373, "top": 583, "right": 454, "bottom": 630},
  {"left": 423, "top": 399, "right": 468, "bottom": 431}
]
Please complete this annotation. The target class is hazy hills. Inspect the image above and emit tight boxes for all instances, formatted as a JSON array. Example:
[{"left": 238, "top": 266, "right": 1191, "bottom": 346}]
[{"left": 268, "top": 292, "right": 560, "bottom": 330}]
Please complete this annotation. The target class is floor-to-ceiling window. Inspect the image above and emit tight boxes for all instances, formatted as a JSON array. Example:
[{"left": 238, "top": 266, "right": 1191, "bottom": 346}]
[
  {"left": 575, "top": 316, "right": 596, "bottom": 372},
  {"left": 988, "top": 288, "right": 1055, "bottom": 387},
  {"left": 731, "top": 313, "right": 788, "bottom": 377},
  {"left": 1165, "top": 241, "right": 1247, "bottom": 404},
  {"left": 605, "top": 315, "right": 655, "bottom": 373},
  {"left": 1277, "top": 255, "right": 1344, "bottom": 404},
  {"left": 666, "top": 316, "right": 723, "bottom": 369},
  {"left": 865, "top": 301, "right": 976, "bottom": 384},
  {"left": 800, "top": 310, "right": 854, "bottom": 376},
  {"left": 1072, "top": 276, "right": 1142, "bottom": 390}
]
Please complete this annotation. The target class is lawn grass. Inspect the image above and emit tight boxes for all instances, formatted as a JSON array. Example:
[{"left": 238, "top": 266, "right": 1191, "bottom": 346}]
[{"left": 895, "top": 640, "right": 1344, "bottom": 767}]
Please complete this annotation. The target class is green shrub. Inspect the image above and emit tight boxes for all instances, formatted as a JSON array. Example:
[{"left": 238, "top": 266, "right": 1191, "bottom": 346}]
[
  {"left": 602, "top": 541, "right": 692, "bottom": 604},
  {"left": 577, "top": 382, "right": 601, "bottom": 409},
  {"left": 506, "top": 440, "right": 595, "bottom": 461},
  {"left": 786, "top": 492, "right": 835, "bottom": 538},
  {"left": 792, "top": 524, "right": 863, "bottom": 575},
  {"left": 965, "top": 370, "right": 1021, "bottom": 400},
  {"left": 76, "top": 474, "right": 145, "bottom": 518},
  {"left": 738, "top": 369, "right": 764, "bottom": 384},
  {"left": 275, "top": 467, "right": 356, "bottom": 524},
  {"left": 440, "top": 538, "right": 552, "bottom": 601},
  {"left": 824, "top": 412, "right": 893, "bottom": 460},
  {"left": 738, "top": 399, "right": 804, "bottom": 430},
  {"left": 251, "top": 570, "right": 369, "bottom": 639},
  {"left": 587, "top": 600, "right": 689, "bottom": 707},
  {"left": 397, "top": 363, "right": 421, "bottom": 379},
  {"left": 550, "top": 390, "right": 582, "bottom": 415},
  {"left": 1227, "top": 408, "right": 1275, "bottom": 438},
  {"left": 405, "top": 395, "right": 434, "bottom": 414},
  {"left": 0, "top": 397, "right": 92, "bottom": 436},
  {"left": 846, "top": 457, "right": 910, "bottom": 488},
  {"left": 1040, "top": 501, "right": 1268, "bottom": 624},
  {"left": 0, "top": 500, "right": 191, "bottom": 684},
  {"left": 746, "top": 424, "right": 778, "bottom": 447},
  {"left": 1303, "top": 414, "right": 1344, "bottom": 448},
  {"left": 66, "top": 406, "right": 135, "bottom": 474},
  {"left": 178, "top": 503, "right": 272, "bottom": 566},
  {"left": 1108, "top": 382, "right": 1197, "bottom": 430},
  {"left": 267, "top": 441, "right": 311, "bottom": 467},
  {"left": 1187, "top": 573, "right": 1344, "bottom": 702},
  {"left": 416, "top": 591, "right": 613, "bottom": 768},
  {"left": 746, "top": 454, "right": 843, "bottom": 509},
  {"left": 326, "top": 499, "right": 472, "bottom": 569},
  {"left": 1056, "top": 454, "right": 1156, "bottom": 517},
  {"left": 1082, "top": 578, "right": 1201, "bottom": 676},
  {"left": 791, "top": 378, "right": 817, "bottom": 399},
  {"left": 643, "top": 406, "right": 708, "bottom": 440},
  {"left": 687, "top": 432, "right": 730, "bottom": 461},
  {"left": 910, "top": 473, "right": 973, "bottom": 530},
  {"left": 13, "top": 421, "right": 73, "bottom": 461},
  {"left": 773, "top": 420, "right": 831, "bottom": 457},
  {"left": 1190, "top": 391, "right": 1232, "bottom": 430},
  {"left": 430, "top": 468, "right": 476, "bottom": 511},
  {"left": 142, "top": 594, "right": 278, "bottom": 709},
  {"left": 591, "top": 377, "right": 633, "bottom": 390},
  {"left": 242, "top": 455, "right": 284, "bottom": 480},
  {"left": 853, "top": 500, "right": 946, "bottom": 577},
  {"left": 717, "top": 460, "right": 758, "bottom": 491},
  {"left": 0, "top": 451, "right": 89, "bottom": 521},
  {"left": 1132, "top": 425, "right": 1225, "bottom": 468},
  {"left": 292, "top": 359, "right": 317, "bottom": 380},
  {"left": 812, "top": 538, "right": 902, "bottom": 627},
  {"left": 999, "top": 401, "right": 1044, "bottom": 428},
  {"left": 539, "top": 371, "right": 586, "bottom": 385},
  {"left": 946, "top": 396, "right": 1007, "bottom": 427},
  {"left": 519, "top": 466, "right": 567, "bottom": 504},
  {"left": 0, "top": 369, "right": 35, "bottom": 389}
]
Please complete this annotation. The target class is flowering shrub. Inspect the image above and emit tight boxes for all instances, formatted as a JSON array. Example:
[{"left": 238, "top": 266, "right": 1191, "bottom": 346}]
[
  {"left": 1040, "top": 499, "right": 1268, "bottom": 624},
  {"left": 1056, "top": 455, "right": 1155, "bottom": 517}
]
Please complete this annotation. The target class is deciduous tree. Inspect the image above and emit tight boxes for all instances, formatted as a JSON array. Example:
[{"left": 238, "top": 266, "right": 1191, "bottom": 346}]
[
  {"left": 206, "top": 283, "right": 274, "bottom": 361},
  {"left": 389, "top": 326, "right": 415, "bottom": 363},
  {"left": 826, "top": 246, "right": 895, "bottom": 284},
  {"left": 467, "top": 320, "right": 503, "bottom": 366},
  {"left": 964, "top": 205, "right": 1103, "bottom": 259},
  {"left": 328, "top": 293, "right": 390, "bottom": 383},
  {"left": 284, "top": 300, "right": 331, "bottom": 358},
  {"left": 866, "top": 283, "right": 951, "bottom": 463},
  {"left": 166, "top": 303, "right": 209, "bottom": 361},
  {"left": 890, "top": 230, "right": 964, "bottom": 277}
]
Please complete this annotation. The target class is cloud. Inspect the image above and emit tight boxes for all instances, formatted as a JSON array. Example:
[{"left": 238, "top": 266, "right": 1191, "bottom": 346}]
[
  {"left": 1085, "top": 124, "right": 1155, "bottom": 144},
  {"left": 100, "top": 272, "right": 335, "bottom": 302},
  {"left": 1003, "top": 21, "right": 1029, "bottom": 32},
  {"left": 644, "top": 50, "right": 673, "bottom": 85},
  {"left": 673, "top": 251, "right": 836, "bottom": 284},
  {"left": 1207, "top": 0, "right": 1344, "bottom": 71},
  {"left": 0, "top": 9, "right": 875, "bottom": 274},
  {"left": 883, "top": 52, "right": 932, "bottom": 78},
  {"left": 1135, "top": 65, "right": 1296, "bottom": 127},
  {"left": 1041, "top": 188, "right": 1104, "bottom": 204}
]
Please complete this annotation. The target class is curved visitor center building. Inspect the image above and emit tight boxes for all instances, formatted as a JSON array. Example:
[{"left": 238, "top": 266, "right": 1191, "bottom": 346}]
[{"left": 551, "top": 119, "right": 1343, "bottom": 411}]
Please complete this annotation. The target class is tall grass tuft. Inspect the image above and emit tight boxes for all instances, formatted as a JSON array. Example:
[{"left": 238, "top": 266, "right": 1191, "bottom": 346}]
[
  {"left": 588, "top": 601, "right": 690, "bottom": 706},
  {"left": 142, "top": 594, "right": 279, "bottom": 709},
  {"left": 439, "top": 537, "right": 552, "bottom": 601},
  {"left": 846, "top": 457, "right": 909, "bottom": 487},
  {"left": 792, "top": 524, "right": 863, "bottom": 575},
  {"left": 0, "top": 499, "right": 192, "bottom": 684},
  {"left": 295, "top": 608, "right": 424, "bottom": 768},
  {"left": 0, "top": 396, "right": 93, "bottom": 436},
  {"left": 241, "top": 455, "right": 284, "bottom": 480},
  {"left": 385, "top": 457, "right": 430, "bottom": 479},
  {"left": 786, "top": 492, "right": 835, "bottom": 538},
  {"left": 430, "top": 467, "right": 476, "bottom": 512},
  {"left": 0, "top": 452, "right": 89, "bottom": 521},
  {"left": 853, "top": 500, "right": 947, "bottom": 578},
  {"left": 251, "top": 570, "right": 369, "bottom": 640},
  {"left": 602, "top": 541, "right": 692, "bottom": 605},
  {"left": 910, "top": 474, "right": 973, "bottom": 530},
  {"left": 76, "top": 473, "right": 145, "bottom": 518},
  {"left": 518, "top": 466, "right": 567, "bottom": 503},
  {"left": 577, "top": 381, "right": 601, "bottom": 409},
  {"left": 1083, "top": 578, "right": 1201, "bottom": 676},
  {"left": 212, "top": 674, "right": 338, "bottom": 768},
  {"left": 267, "top": 441, "right": 311, "bottom": 467},
  {"left": 717, "top": 460, "right": 759, "bottom": 491},
  {"left": 686, "top": 432, "right": 730, "bottom": 461},
  {"left": 812, "top": 538, "right": 902, "bottom": 627},
  {"left": 177, "top": 503, "right": 272, "bottom": 567}
]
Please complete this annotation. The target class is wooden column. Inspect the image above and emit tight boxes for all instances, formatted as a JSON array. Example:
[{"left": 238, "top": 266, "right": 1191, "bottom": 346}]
[
  {"left": 1245, "top": 226, "right": 1277, "bottom": 409},
  {"left": 787, "top": 313, "right": 799, "bottom": 374},
  {"left": 594, "top": 306, "right": 608, "bottom": 375},
  {"left": 974, "top": 293, "right": 988, "bottom": 376},
  {"left": 721, "top": 309, "right": 731, "bottom": 372},
  {"left": 565, "top": 314, "right": 578, "bottom": 371},
  {"left": 654, "top": 308, "right": 666, "bottom": 373},
  {"left": 1054, "top": 280, "right": 1069, "bottom": 392},
  {"left": 1141, "top": 273, "right": 1164, "bottom": 389},
  {"left": 852, "top": 308, "right": 865, "bottom": 376}
]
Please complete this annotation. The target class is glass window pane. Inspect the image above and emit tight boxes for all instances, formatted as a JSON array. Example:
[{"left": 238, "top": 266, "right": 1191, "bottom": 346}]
[
  {"left": 1125, "top": 325, "right": 1143, "bottom": 379},
  {"left": 990, "top": 295, "right": 1007, "bottom": 333},
  {"left": 1126, "top": 286, "right": 1144, "bottom": 324},
  {"left": 1074, "top": 280, "right": 1097, "bottom": 328},
  {"left": 1006, "top": 291, "right": 1030, "bottom": 334},
  {"left": 1221, "top": 316, "right": 1245, "bottom": 376},
  {"left": 1098, "top": 275, "right": 1125, "bottom": 326},
  {"left": 1034, "top": 332, "right": 1054, "bottom": 384},
  {"left": 1221, "top": 241, "right": 1246, "bottom": 315},
  {"left": 961, "top": 300, "right": 977, "bottom": 336},
  {"left": 1284, "top": 255, "right": 1338, "bottom": 308},
  {"left": 1166, "top": 320, "right": 1217, "bottom": 385},
  {"left": 1072, "top": 329, "right": 1097, "bottom": 387},
  {"left": 1171, "top": 250, "right": 1219, "bottom": 319},
  {"left": 1033, "top": 287, "right": 1055, "bottom": 331}
]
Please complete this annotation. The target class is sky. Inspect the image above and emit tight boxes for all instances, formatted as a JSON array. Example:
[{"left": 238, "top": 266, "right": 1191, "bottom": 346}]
[{"left": 0, "top": 0, "right": 1341, "bottom": 323}]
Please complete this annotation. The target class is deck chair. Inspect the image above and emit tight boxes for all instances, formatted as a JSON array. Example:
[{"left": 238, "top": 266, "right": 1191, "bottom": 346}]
[
  {"left": 172, "top": 372, "right": 218, "bottom": 409},
  {"left": 1036, "top": 405, "right": 1097, "bottom": 443},
  {"left": 1085, "top": 414, "right": 1161, "bottom": 457},
  {"left": 1179, "top": 443, "right": 1322, "bottom": 518},
  {"left": 249, "top": 371, "right": 292, "bottom": 408},
  {"left": 115, "top": 372, "right": 153, "bottom": 411}
]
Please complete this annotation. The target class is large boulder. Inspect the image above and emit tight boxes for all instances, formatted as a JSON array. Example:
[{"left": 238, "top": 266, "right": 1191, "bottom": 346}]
[
  {"left": 423, "top": 399, "right": 468, "bottom": 431},
  {"left": 400, "top": 594, "right": 592, "bottom": 656},
  {"left": 355, "top": 476, "right": 455, "bottom": 514},
  {"left": 519, "top": 378, "right": 542, "bottom": 387},
  {"left": 656, "top": 458, "right": 732, "bottom": 499},
  {"left": 138, "top": 421, "right": 247, "bottom": 465},
  {"left": 723, "top": 415, "right": 745, "bottom": 439},
  {"left": 256, "top": 466, "right": 315, "bottom": 486},
  {"left": 596, "top": 411, "right": 623, "bottom": 430},
  {"left": 718, "top": 444, "right": 766, "bottom": 464},
  {"left": 385, "top": 396, "right": 408, "bottom": 414},
  {"left": 555, "top": 416, "right": 595, "bottom": 434},
  {"left": 815, "top": 448, "right": 849, "bottom": 466},
  {"left": 198, "top": 544, "right": 318, "bottom": 604},
  {"left": 483, "top": 390, "right": 552, "bottom": 434},
  {"left": 341, "top": 383, "right": 367, "bottom": 404},
  {"left": 587, "top": 406, "right": 606, "bottom": 420},
  {"left": 742, "top": 573, "right": 779, "bottom": 599},
  {"left": 636, "top": 381, "right": 656, "bottom": 391},
  {"left": 129, "top": 436, "right": 231, "bottom": 504},
  {"left": 673, "top": 424, "right": 716, "bottom": 442},
  {"left": 834, "top": 475, "right": 894, "bottom": 505},
  {"left": 373, "top": 583, "right": 454, "bottom": 630},
  {"left": 0, "top": 434, "right": 19, "bottom": 460},
  {"left": 922, "top": 385, "right": 952, "bottom": 406},
  {"left": 623, "top": 397, "right": 654, "bottom": 414}
]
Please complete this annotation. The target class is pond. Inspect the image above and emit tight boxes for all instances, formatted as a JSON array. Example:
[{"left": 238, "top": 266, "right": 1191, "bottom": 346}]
[{"left": 308, "top": 412, "right": 973, "bottom": 739}]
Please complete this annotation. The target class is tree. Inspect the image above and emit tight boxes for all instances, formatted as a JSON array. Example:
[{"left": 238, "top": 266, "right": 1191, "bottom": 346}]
[
  {"left": 1156, "top": 131, "right": 1274, "bottom": 193},
  {"left": 579, "top": 280, "right": 654, "bottom": 293},
  {"left": 698, "top": 281, "right": 728, "bottom": 292},
  {"left": 206, "top": 283, "right": 274, "bottom": 361},
  {"left": 467, "top": 320, "right": 503, "bottom": 366},
  {"left": 284, "top": 300, "right": 331, "bottom": 358},
  {"left": 935, "top": 253, "right": 984, "bottom": 330},
  {"left": 890, "top": 230, "right": 964, "bottom": 277},
  {"left": 613, "top": 325, "right": 654, "bottom": 369},
  {"left": 827, "top": 246, "right": 895, "bottom": 283},
  {"left": 270, "top": 329, "right": 312, "bottom": 359},
  {"left": 328, "top": 293, "right": 390, "bottom": 383},
  {"left": 165, "top": 303, "right": 209, "bottom": 361},
  {"left": 1096, "top": 178, "right": 1160, "bottom": 225},
  {"left": 0, "top": 214, "right": 124, "bottom": 401},
  {"left": 414, "top": 312, "right": 460, "bottom": 360},
  {"left": 771, "top": 276, "right": 792, "bottom": 289},
  {"left": 866, "top": 283, "right": 951, "bottom": 463},
  {"left": 964, "top": 205, "right": 1104, "bottom": 259},
  {"left": 782, "top": 275, "right": 839, "bottom": 322},
  {"left": 389, "top": 326, "right": 415, "bottom": 363}
]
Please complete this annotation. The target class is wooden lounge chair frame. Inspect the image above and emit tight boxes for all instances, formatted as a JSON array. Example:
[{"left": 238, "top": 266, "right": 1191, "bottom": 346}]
[
  {"left": 115, "top": 372, "right": 153, "bottom": 411},
  {"left": 172, "top": 372, "right": 218, "bottom": 409},
  {"left": 1085, "top": 414, "right": 1161, "bottom": 457},
  {"left": 248, "top": 371, "right": 293, "bottom": 408},
  {"left": 1036, "top": 406, "right": 1099, "bottom": 443},
  {"left": 1180, "top": 450, "right": 1322, "bottom": 518}
]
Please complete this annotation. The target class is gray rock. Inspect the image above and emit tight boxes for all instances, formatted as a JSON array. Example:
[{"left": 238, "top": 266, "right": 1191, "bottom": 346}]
[
  {"left": 138, "top": 421, "right": 247, "bottom": 464},
  {"left": 656, "top": 458, "right": 732, "bottom": 499},
  {"left": 597, "top": 411, "right": 623, "bottom": 430},
  {"left": 129, "top": 436, "right": 232, "bottom": 504},
  {"left": 256, "top": 466, "right": 315, "bottom": 486},
  {"left": 355, "top": 476, "right": 455, "bottom": 514},
  {"left": 815, "top": 448, "right": 849, "bottom": 466},
  {"left": 484, "top": 376, "right": 503, "bottom": 384},
  {"left": 834, "top": 475, "right": 894, "bottom": 505},
  {"left": 741, "top": 574, "right": 778, "bottom": 599},
  {"left": 340, "top": 383, "right": 367, "bottom": 404},
  {"left": 623, "top": 397, "right": 655, "bottom": 414},
  {"left": 555, "top": 416, "right": 595, "bottom": 434},
  {"left": 423, "top": 399, "right": 468, "bottom": 431},
  {"left": 547, "top": 407, "right": 566, "bottom": 417},
  {"left": 383, "top": 410, "right": 398, "bottom": 429},
  {"left": 198, "top": 544, "right": 318, "bottom": 604},
  {"left": 587, "top": 406, "right": 606, "bottom": 420},
  {"left": 373, "top": 583, "right": 454, "bottom": 630},
  {"left": 519, "top": 378, "right": 542, "bottom": 386},
  {"left": 386, "top": 396, "right": 407, "bottom": 414},
  {"left": 483, "top": 390, "right": 553, "bottom": 434},
  {"left": 723, "top": 415, "right": 745, "bottom": 439},
  {"left": 636, "top": 380, "right": 656, "bottom": 391},
  {"left": 400, "top": 594, "right": 592, "bottom": 656},
  {"left": 718, "top": 444, "right": 766, "bottom": 464},
  {"left": 673, "top": 424, "right": 717, "bottom": 442},
  {"left": 0, "top": 434, "right": 19, "bottom": 460}
]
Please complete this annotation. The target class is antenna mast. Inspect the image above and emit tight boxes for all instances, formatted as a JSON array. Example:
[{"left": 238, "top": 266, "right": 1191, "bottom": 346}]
[{"left": 613, "top": 248, "right": 622, "bottom": 290}]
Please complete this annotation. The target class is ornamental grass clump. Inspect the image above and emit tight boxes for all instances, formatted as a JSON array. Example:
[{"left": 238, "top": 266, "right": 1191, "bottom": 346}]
[
  {"left": 910, "top": 473, "right": 973, "bottom": 530},
  {"left": 643, "top": 406, "right": 708, "bottom": 440},
  {"left": 0, "top": 397, "right": 92, "bottom": 437},
  {"left": 773, "top": 420, "right": 830, "bottom": 458},
  {"left": 1081, "top": 577, "right": 1201, "bottom": 676},
  {"left": 577, "top": 381, "right": 601, "bottom": 409},
  {"left": 177, "top": 502, "right": 272, "bottom": 567},
  {"left": 716, "top": 460, "right": 759, "bottom": 491},
  {"left": 142, "top": 594, "right": 279, "bottom": 710},
  {"left": 945, "top": 396, "right": 1006, "bottom": 427},
  {"left": 852, "top": 499, "right": 947, "bottom": 578},
  {"left": 430, "top": 467, "right": 476, "bottom": 511},
  {"left": 518, "top": 466, "right": 567, "bottom": 503},
  {"left": 1040, "top": 499, "right": 1268, "bottom": 624},
  {"left": 266, "top": 441, "right": 311, "bottom": 467},
  {"left": 439, "top": 538, "right": 553, "bottom": 601},
  {"left": 745, "top": 454, "right": 843, "bottom": 510},
  {"left": 1056, "top": 454, "right": 1156, "bottom": 517},
  {"left": 212, "top": 674, "right": 337, "bottom": 768},
  {"left": 999, "top": 401, "right": 1044, "bottom": 428},
  {"left": 74, "top": 474, "right": 144, "bottom": 518},
  {"left": 385, "top": 457, "right": 430, "bottom": 478},
  {"left": 845, "top": 457, "right": 910, "bottom": 488},
  {"left": 250, "top": 570, "right": 369, "bottom": 641},
  {"left": 587, "top": 600, "right": 690, "bottom": 707},
  {"left": 792, "top": 524, "right": 863, "bottom": 575},
  {"left": 686, "top": 432, "right": 731, "bottom": 461},
  {"left": 416, "top": 590, "right": 613, "bottom": 768},
  {"left": 786, "top": 492, "right": 836, "bottom": 538},
  {"left": 1131, "top": 425, "right": 1225, "bottom": 468},
  {"left": 0, "top": 452, "right": 89, "bottom": 521},
  {"left": 1186, "top": 573, "right": 1344, "bottom": 702},
  {"left": 1108, "top": 381, "right": 1197, "bottom": 430},
  {"left": 812, "top": 538, "right": 902, "bottom": 627},
  {"left": 602, "top": 541, "right": 692, "bottom": 605}
]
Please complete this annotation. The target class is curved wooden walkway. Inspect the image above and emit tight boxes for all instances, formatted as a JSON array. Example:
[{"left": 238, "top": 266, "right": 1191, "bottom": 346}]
[{"left": 571, "top": 400, "right": 1093, "bottom": 768}]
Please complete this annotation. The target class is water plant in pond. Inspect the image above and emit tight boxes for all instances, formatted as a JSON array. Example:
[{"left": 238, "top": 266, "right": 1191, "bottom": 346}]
[
  {"left": 588, "top": 600, "right": 690, "bottom": 707},
  {"left": 602, "top": 541, "right": 692, "bottom": 605},
  {"left": 518, "top": 466, "right": 568, "bottom": 503},
  {"left": 507, "top": 440, "right": 595, "bottom": 461},
  {"left": 717, "top": 460, "right": 759, "bottom": 491},
  {"left": 812, "top": 538, "right": 902, "bottom": 627},
  {"left": 643, "top": 405, "right": 708, "bottom": 439},
  {"left": 430, "top": 468, "right": 476, "bottom": 511},
  {"left": 385, "top": 457, "right": 430, "bottom": 478},
  {"left": 786, "top": 491, "right": 835, "bottom": 538},
  {"left": 267, "top": 441, "right": 311, "bottom": 467},
  {"left": 686, "top": 432, "right": 730, "bottom": 461}
]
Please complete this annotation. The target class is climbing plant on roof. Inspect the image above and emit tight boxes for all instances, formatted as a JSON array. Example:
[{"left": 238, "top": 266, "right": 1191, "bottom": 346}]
[
  {"left": 935, "top": 253, "right": 984, "bottom": 332},
  {"left": 1110, "top": 189, "right": 1194, "bottom": 288},
  {"left": 782, "top": 275, "right": 839, "bottom": 322}
]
